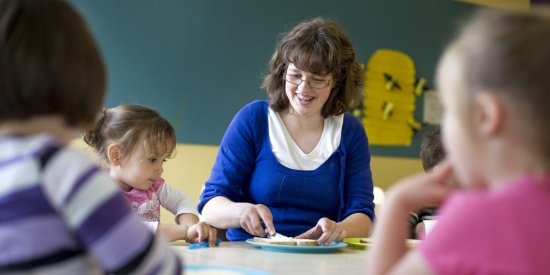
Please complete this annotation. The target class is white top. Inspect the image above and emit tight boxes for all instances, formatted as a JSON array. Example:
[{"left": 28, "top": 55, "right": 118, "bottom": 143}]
[{"left": 268, "top": 108, "right": 343, "bottom": 171}]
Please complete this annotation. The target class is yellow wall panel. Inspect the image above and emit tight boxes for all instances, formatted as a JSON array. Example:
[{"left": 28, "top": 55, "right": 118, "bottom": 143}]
[{"left": 71, "top": 139, "right": 423, "bottom": 225}]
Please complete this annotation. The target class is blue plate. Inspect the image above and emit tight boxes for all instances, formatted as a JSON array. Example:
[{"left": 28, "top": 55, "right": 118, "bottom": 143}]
[
  {"left": 184, "top": 264, "right": 271, "bottom": 275},
  {"left": 245, "top": 238, "right": 347, "bottom": 253}
]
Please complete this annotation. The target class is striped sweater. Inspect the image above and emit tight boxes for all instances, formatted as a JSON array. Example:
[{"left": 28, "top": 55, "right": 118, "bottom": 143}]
[{"left": 0, "top": 134, "right": 182, "bottom": 274}]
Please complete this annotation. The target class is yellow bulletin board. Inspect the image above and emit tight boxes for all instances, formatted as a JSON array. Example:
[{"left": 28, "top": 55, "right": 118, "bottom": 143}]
[{"left": 362, "top": 49, "right": 421, "bottom": 146}]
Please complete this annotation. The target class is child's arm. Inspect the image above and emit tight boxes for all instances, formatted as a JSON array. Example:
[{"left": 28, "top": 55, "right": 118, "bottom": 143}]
[
  {"left": 177, "top": 212, "right": 199, "bottom": 225},
  {"left": 156, "top": 223, "right": 188, "bottom": 242},
  {"left": 157, "top": 182, "right": 199, "bottom": 220},
  {"left": 367, "top": 162, "right": 454, "bottom": 275},
  {"left": 155, "top": 214, "right": 218, "bottom": 245},
  {"left": 139, "top": 220, "right": 188, "bottom": 242},
  {"left": 158, "top": 182, "right": 217, "bottom": 245}
]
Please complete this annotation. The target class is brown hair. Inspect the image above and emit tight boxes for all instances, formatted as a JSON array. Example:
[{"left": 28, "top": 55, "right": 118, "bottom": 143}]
[
  {"left": 420, "top": 126, "right": 444, "bottom": 171},
  {"left": 262, "top": 17, "right": 365, "bottom": 118},
  {"left": 449, "top": 7, "right": 550, "bottom": 159},
  {"left": 83, "top": 104, "right": 176, "bottom": 166},
  {"left": 0, "top": 0, "right": 106, "bottom": 127}
]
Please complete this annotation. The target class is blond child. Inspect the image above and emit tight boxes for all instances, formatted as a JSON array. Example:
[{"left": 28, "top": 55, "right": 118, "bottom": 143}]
[
  {"left": 83, "top": 104, "right": 217, "bottom": 245},
  {"left": 368, "top": 8, "right": 550, "bottom": 275},
  {"left": 0, "top": 0, "right": 181, "bottom": 273}
]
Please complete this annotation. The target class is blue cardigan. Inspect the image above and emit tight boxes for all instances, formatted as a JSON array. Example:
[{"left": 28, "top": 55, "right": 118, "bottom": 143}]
[{"left": 198, "top": 100, "right": 375, "bottom": 241}]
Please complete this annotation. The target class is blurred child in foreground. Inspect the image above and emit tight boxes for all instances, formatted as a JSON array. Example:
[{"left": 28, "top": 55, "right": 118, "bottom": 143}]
[
  {"left": 368, "top": 7, "right": 550, "bottom": 275},
  {"left": 0, "top": 0, "right": 181, "bottom": 273}
]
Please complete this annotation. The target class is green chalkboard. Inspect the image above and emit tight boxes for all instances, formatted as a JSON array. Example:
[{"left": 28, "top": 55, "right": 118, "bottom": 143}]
[{"left": 69, "top": 0, "right": 477, "bottom": 158}]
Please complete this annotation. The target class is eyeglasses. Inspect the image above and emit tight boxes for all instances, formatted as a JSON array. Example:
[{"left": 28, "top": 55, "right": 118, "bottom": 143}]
[{"left": 284, "top": 73, "right": 332, "bottom": 89}]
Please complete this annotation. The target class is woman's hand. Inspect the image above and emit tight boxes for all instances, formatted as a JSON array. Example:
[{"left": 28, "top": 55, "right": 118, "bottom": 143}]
[
  {"left": 239, "top": 204, "right": 274, "bottom": 237},
  {"left": 187, "top": 221, "right": 218, "bottom": 246},
  {"left": 295, "top": 217, "right": 346, "bottom": 246}
]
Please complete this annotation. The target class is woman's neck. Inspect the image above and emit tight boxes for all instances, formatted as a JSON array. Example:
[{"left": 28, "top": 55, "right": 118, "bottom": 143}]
[
  {"left": 279, "top": 109, "right": 325, "bottom": 154},
  {"left": 279, "top": 108, "right": 324, "bottom": 132}
]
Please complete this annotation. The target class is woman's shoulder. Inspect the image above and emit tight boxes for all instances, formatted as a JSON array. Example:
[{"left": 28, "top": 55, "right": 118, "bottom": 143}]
[
  {"left": 240, "top": 100, "right": 269, "bottom": 114},
  {"left": 342, "top": 112, "right": 363, "bottom": 128},
  {"left": 341, "top": 112, "right": 367, "bottom": 141},
  {"left": 232, "top": 100, "right": 269, "bottom": 125}
]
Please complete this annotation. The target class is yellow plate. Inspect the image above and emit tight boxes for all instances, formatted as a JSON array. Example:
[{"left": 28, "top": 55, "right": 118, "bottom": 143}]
[{"left": 343, "top": 238, "right": 422, "bottom": 249}]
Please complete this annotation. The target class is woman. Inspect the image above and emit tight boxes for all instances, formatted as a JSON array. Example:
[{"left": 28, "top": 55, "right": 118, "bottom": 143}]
[{"left": 199, "top": 17, "right": 375, "bottom": 245}]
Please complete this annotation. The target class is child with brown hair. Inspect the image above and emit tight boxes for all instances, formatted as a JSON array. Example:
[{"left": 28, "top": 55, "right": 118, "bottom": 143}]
[
  {"left": 369, "top": 7, "right": 550, "bottom": 274},
  {"left": 409, "top": 126, "right": 443, "bottom": 239},
  {"left": 84, "top": 104, "right": 217, "bottom": 245},
  {"left": 0, "top": 0, "right": 181, "bottom": 273}
]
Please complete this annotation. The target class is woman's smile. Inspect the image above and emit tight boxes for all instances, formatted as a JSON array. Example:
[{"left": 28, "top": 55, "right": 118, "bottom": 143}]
[{"left": 295, "top": 93, "right": 316, "bottom": 102}]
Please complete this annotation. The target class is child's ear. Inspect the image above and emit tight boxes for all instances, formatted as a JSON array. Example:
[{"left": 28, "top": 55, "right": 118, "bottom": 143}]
[
  {"left": 107, "top": 144, "right": 122, "bottom": 166},
  {"left": 474, "top": 92, "right": 504, "bottom": 138}
]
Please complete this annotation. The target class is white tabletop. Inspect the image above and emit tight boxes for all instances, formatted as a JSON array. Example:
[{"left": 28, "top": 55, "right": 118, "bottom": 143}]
[{"left": 171, "top": 241, "right": 368, "bottom": 275}]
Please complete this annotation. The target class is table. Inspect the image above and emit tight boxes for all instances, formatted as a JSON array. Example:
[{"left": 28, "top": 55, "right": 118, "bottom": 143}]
[{"left": 170, "top": 241, "right": 369, "bottom": 275}]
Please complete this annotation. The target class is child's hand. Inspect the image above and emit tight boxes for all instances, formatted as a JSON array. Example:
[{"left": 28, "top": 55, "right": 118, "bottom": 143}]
[
  {"left": 186, "top": 222, "right": 218, "bottom": 247},
  {"left": 387, "top": 161, "right": 456, "bottom": 212}
]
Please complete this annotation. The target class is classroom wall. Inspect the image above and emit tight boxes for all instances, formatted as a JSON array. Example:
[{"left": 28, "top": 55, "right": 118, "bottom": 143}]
[
  {"left": 65, "top": 0, "right": 522, "bottom": 227},
  {"left": 71, "top": 139, "right": 423, "bottom": 225},
  {"left": 69, "top": 0, "right": 478, "bottom": 159},
  {"left": 66, "top": 1, "right": 480, "bottom": 224},
  {"left": 66, "top": 1, "right": 543, "bottom": 228}
]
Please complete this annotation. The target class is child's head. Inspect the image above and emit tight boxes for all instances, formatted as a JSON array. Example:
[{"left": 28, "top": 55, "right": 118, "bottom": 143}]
[
  {"left": 420, "top": 126, "right": 444, "bottom": 172},
  {"left": 262, "top": 17, "right": 364, "bottom": 118},
  {"left": 83, "top": 104, "right": 176, "bottom": 191},
  {"left": 0, "top": 0, "right": 106, "bottom": 128},
  {"left": 437, "top": 8, "right": 550, "bottom": 186}
]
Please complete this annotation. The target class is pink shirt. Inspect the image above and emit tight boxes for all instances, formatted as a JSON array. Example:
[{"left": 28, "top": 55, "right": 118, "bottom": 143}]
[
  {"left": 419, "top": 174, "right": 550, "bottom": 275},
  {"left": 123, "top": 178, "right": 163, "bottom": 222}
]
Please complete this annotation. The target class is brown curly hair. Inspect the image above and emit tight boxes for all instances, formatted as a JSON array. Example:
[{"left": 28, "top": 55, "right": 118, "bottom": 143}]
[{"left": 262, "top": 17, "right": 365, "bottom": 118}]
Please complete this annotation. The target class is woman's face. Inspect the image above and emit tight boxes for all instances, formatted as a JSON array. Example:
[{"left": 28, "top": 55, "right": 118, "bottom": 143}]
[
  {"left": 284, "top": 63, "right": 333, "bottom": 118},
  {"left": 438, "top": 50, "right": 485, "bottom": 188}
]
